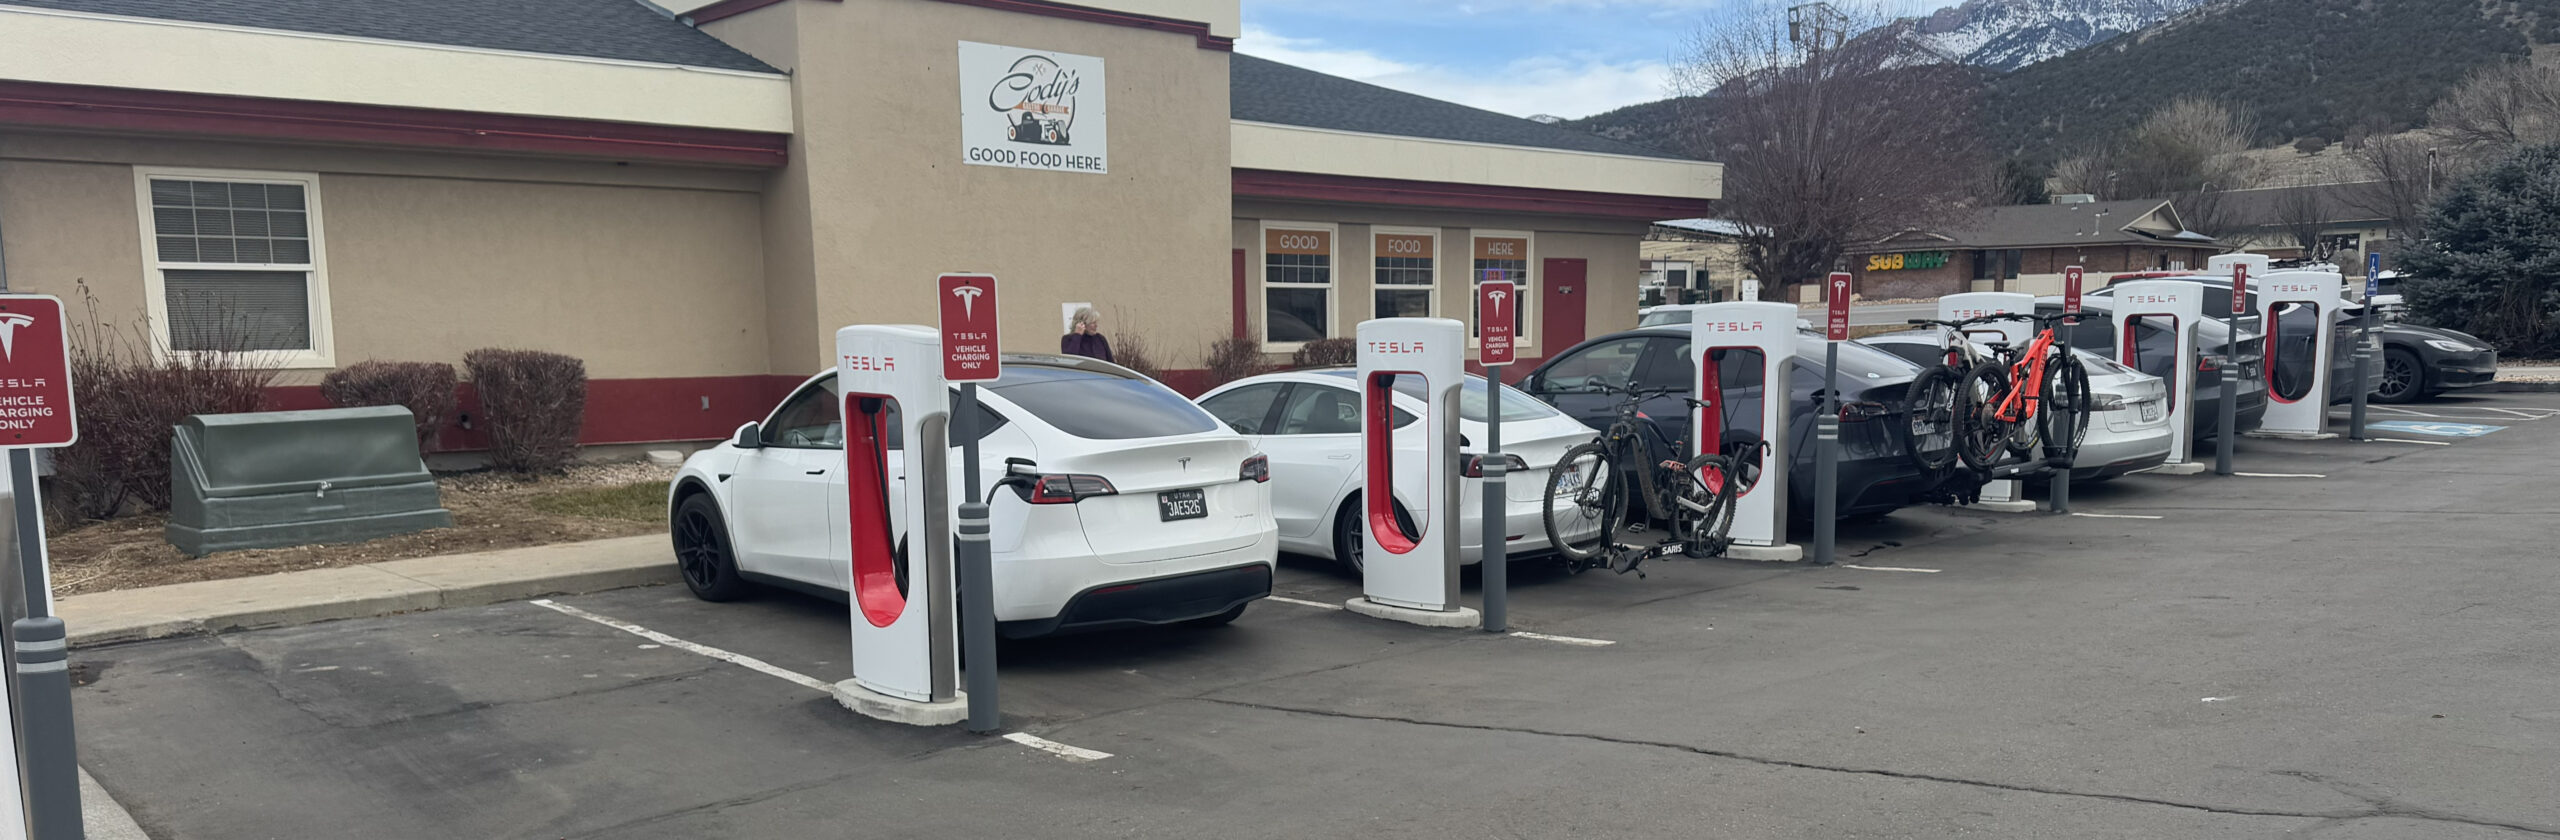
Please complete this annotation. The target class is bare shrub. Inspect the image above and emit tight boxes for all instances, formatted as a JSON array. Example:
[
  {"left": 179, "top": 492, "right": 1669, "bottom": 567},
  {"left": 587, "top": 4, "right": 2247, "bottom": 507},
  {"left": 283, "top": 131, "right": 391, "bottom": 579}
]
[
  {"left": 1288, "top": 338, "right": 1356, "bottom": 369},
  {"left": 1203, "top": 336, "right": 1273, "bottom": 389},
  {"left": 320, "top": 361, "right": 459, "bottom": 454},
  {"left": 1112, "top": 330, "right": 1167, "bottom": 381},
  {"left": 51, "top": 281, "right": 279, "bottom": 520},
  {"left": 463, "top": 349, "right": 586, "bottom": 473}
]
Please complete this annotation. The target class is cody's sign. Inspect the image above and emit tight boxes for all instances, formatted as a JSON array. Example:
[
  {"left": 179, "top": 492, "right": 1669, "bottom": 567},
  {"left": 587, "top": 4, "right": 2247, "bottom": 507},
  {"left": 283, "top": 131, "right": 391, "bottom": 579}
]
[{"left": 959, "top": 41, "right": 1109, "bottom": 174}]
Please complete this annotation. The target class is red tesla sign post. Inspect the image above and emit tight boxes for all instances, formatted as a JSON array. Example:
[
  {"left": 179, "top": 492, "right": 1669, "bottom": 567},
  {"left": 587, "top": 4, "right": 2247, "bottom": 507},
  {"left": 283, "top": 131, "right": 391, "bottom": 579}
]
[
  {"left": 0, "top": 293, "right": 83, "bottom": 838},
  {"left": 1476, "top": 277, "right": 1516, "bottom": 631},
  {"left": 2063, "top": 265, "right": 2085, "bottom": 323},
  {"left": 1825, "top": 271, "right": 1852, "bottom": 341},
  {"left": 2054, "top": 267, "right": 2085, "bottom": 513},
  {"left": 936, "top": 273, "right": 1002, "bottom": 731}
]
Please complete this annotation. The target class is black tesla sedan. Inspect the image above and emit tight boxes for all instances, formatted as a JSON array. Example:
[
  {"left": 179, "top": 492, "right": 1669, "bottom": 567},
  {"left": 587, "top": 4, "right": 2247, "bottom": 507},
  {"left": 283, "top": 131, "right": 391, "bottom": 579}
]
[{"left": 1518, "top": 326, "right": 1935, "bottom": 521}]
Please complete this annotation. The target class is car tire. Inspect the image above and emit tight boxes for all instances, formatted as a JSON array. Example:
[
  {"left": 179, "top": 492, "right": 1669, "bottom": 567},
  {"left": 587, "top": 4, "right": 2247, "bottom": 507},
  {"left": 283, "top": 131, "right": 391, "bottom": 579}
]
[
  {"left": 1185, "top": 603, "right": 1249, "bottom": 628},
  {"left": 2375, "top": 347, "right": 2424, "bottom": 404},
  {"left": 1332, "top": 494, "right": 1418, "bottom": 577},
  {"left": 672, "top": 493, "right": 752, "bottom": 602}
]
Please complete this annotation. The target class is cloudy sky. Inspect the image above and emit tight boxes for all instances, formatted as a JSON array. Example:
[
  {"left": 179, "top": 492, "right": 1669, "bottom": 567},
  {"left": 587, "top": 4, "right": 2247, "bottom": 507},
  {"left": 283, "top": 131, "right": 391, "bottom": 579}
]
[{"left": 1235, "top": 0, "right": 1932, "bottom": 121}]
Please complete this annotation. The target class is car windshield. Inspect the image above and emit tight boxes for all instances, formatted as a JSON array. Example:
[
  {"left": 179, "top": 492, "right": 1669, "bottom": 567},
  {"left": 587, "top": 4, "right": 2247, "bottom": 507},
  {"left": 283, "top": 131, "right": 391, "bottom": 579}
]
[
  {"left": 1311, "top": 371, "right": 1560, "bottom": 422},
  {"left": 1637, "top": 309, "right": 1693, "bottom": 327},
  {"left": 989, "top": 365, "right": 1220, "bottom": 440}
]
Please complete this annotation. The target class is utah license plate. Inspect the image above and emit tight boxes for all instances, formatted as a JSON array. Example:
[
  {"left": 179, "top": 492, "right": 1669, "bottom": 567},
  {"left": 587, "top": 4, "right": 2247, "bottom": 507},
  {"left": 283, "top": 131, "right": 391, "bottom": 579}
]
[
  {"left": 1158, "top": 488, "right": 1206, "bottom": 521},
  {"left": 2139, "top": 401, "right": 2162, "bottom": 422}
]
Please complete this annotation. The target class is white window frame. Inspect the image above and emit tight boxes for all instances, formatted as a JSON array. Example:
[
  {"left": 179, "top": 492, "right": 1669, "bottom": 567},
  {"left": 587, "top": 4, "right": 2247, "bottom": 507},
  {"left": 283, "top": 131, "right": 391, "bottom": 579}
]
[
  {"left": 1471, "top": 230, "right": 1535, "bottom": 349},
  {"left": 1369, "top": 226, "right": 1438, "bottom": 321},
  {"left": 1258, "top": 220, "right": 1338, "bottom": 353},
  {"left": 131, "top": 166, "right": 337, "bottom": 370}
]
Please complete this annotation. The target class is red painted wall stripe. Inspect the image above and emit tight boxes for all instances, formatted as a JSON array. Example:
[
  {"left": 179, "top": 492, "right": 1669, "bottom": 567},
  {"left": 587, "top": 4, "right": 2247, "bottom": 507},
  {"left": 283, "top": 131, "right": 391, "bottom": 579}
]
[{"left": 1234, "top": 169, "right": 1713, "bottom": 220}]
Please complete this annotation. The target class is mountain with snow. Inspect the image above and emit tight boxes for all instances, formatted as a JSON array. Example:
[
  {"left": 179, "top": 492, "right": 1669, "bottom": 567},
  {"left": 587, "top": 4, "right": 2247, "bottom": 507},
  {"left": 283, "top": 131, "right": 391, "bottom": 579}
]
[{"left": 1887, "top": 0, "right": 2206, "bottom": 71}]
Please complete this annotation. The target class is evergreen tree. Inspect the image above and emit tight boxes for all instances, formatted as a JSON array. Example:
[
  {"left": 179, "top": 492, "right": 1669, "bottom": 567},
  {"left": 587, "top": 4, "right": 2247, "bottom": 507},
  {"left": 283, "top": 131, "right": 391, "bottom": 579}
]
[{"left": 2397, "top": 143, "right": 2560, "bottom": 357}]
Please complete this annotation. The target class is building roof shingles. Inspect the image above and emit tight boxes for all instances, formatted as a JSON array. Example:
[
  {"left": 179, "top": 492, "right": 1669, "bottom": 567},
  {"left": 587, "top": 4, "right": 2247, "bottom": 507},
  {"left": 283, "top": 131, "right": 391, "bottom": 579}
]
[
  {"left": 1860, "top": 199, "right": 2214, "bottom": 251},
  {"left": 2, "top": 0, "right": 777, "bottom": 73},
  {"left": 1230, "top": 54, "right": 1688, "bottom": 161}
]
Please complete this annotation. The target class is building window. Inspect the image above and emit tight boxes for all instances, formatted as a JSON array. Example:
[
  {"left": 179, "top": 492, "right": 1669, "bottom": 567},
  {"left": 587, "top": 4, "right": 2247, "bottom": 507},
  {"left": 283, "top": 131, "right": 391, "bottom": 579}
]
[
  {"left": 1473, "top": 233, "right": 1531, "bottom": 345},
  {"left": 136, "top": 168, "right": 333, "bottom": 367},
  {"left": 1373, "top": 230, "right": 1435, "bottom": 319},
  {"left": 1262, "top": 225, "right": 1332, "bottom": 345}
]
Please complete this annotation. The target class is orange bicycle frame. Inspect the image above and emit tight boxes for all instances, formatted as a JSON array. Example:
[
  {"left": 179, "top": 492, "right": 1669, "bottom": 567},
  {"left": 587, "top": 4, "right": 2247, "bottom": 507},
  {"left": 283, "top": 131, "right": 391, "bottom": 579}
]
[{"left": 1995, "top": 327, "right": 2060, "bottom": 423}]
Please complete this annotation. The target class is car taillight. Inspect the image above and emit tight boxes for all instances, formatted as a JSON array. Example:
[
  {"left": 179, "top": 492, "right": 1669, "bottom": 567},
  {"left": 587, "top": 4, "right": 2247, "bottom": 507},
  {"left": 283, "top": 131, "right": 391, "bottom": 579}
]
[
  {"left": 2089, "top": 394, "right": 2130, "bottom": 411},
  {"left": 1838, "top": 401, "right": 1888, "bottom": 422},
  {"left": 1461, "top": 453, "right": 1530, "bottom": 478},
  {"left": 1023, "top": 474, "right": 1116, "bottom": 504},
  {"left": 1240, "top": 454, "right": 1269, "bottom": 483},
  {"left": 2197, "top": 355, "right": 2222, "bottom": 372}
]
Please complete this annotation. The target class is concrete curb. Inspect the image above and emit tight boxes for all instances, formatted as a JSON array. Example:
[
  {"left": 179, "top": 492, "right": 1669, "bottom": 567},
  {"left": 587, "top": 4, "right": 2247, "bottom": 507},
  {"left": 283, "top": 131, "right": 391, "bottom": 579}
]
[
  {"left": 2489, "top": 380, "right": 2560, "bottom": 392},
  {"left": 60, "top": 535, "right": 675, "bottom": 648}
]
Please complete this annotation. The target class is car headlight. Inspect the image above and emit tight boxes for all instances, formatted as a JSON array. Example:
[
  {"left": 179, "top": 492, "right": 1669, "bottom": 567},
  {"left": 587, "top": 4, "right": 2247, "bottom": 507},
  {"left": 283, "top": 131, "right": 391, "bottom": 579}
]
[{"left": 2424, "top": 339, "right": 2478, "bottom": 353}]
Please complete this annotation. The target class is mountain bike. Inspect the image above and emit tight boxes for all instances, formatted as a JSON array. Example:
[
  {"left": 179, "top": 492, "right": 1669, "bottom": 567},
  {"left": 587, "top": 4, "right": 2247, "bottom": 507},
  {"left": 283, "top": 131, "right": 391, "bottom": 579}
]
[
  {"left": 1541, "top": 379, "right": 1762, "bottom": 576},
  {"left": 1905, "top": 313, "right": 2092, "bottom": 473}
]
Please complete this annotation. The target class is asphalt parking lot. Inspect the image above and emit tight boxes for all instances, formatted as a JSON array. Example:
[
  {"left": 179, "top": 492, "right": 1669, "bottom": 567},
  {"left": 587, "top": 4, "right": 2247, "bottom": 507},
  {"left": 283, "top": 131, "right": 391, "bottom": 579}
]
[{"left": 69, "top": 393, "right": 2560, "bottom": 839}]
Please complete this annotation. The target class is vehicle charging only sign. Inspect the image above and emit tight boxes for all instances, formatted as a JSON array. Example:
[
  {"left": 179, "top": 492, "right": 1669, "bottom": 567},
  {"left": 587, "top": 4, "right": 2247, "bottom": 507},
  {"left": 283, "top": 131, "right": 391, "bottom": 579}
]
[
  {"left": 2064, "top": 265, "right": 2084, "bottom": 322},
  {"left": 1478, "top": 281, "right": 1516, "bottom": 365},
  {"left": 0, "top": 295, "right": 75, "bottom": 447},
  {"left": 2232, "top": 265, "right": 2250, "bottom": 315},
  {"left": 938, "top": 274, "right": 1000, "bottom": 382},
  {"left": 1826, "top": 272, "right": 1852, "bottom": 341}
]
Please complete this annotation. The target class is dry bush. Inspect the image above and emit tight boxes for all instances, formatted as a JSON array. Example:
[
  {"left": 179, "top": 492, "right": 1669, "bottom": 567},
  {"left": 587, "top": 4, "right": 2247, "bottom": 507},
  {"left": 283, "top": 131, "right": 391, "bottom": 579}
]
[
  {"left": 320, "top": 360, "right": 458, "bottom": 454},
  {"left": 464, "top": 349, "right": 586, "bottom": 473},
  {"left": 1288, "top": 338, "right": 1356, "bottom": 369},
  {"left": 51, "top": 281, "right": 280, "bottom": 520},
  {"left": 1203, "top": 335, "right": 1273, "bottom": 389},
  {"left": 1112, "top": 330, "right": 1167, "bottom": 381}
]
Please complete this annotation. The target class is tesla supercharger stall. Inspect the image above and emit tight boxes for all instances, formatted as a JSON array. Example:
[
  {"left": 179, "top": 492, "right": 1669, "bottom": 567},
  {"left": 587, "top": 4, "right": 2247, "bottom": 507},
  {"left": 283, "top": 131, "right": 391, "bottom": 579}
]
[
  {"left": 2110, "top": 280, "right": 2209, "bottom": 475},
  {"left": 832, "top": 324, "right": 966, "bottom": 726},
  {"left": 2249, "top": 270, "right": 2344, "bottom": 439},
  {"left": 1692, "top": 302, "right": 1800, "bottom": 561},
  {"left": 1936, "top": 292, "right": 2039, "bottom": 512},
  {"left": 1345, "top": 317, "right": 1480, "bottom": 627}
]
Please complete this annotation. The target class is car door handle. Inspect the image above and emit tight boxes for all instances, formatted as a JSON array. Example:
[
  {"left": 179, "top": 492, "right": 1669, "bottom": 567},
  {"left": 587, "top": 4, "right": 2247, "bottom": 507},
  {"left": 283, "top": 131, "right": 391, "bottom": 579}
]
[{"left": 805, "top": 469, "right": 827, "bottom": 475}]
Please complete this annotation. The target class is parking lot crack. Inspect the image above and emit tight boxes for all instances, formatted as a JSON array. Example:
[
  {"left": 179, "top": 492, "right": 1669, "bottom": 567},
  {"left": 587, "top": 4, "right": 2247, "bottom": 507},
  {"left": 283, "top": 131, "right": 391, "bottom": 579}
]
[{"left": 1192, "top": 698, "right": 2560, "bottom": 836}]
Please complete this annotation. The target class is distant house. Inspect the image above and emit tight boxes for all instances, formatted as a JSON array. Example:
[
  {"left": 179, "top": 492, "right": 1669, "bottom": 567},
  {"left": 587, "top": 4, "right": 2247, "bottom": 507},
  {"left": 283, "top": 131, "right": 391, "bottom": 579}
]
[
  {"left": 2216, "top": 182, "right": 2394, "bottom": 277},
  {"left": 1844, "top": 199, "right": 2219, "bottom": 301},
  {"left": 1642, "top": 218, "right": 1760, "bottom": 304}
]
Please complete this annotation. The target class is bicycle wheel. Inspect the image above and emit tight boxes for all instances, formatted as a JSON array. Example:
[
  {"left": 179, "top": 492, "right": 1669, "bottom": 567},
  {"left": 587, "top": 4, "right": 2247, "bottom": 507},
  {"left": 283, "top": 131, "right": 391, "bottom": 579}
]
[
  {"left": 1901, "top": 364, "right": 1961, "bottom": 472},
  {"left": 1676, "top": 453, "right": 1740, "bottom": 558},
  {"left": 1543, "top": 442, "right": 1622, "bottom": 564},
  {"left": 1953, "top": 362, "right": 2012, "bottom": 473},
  {"left": 2039, "top": 352, "right": 2094, "bottom": 460}
]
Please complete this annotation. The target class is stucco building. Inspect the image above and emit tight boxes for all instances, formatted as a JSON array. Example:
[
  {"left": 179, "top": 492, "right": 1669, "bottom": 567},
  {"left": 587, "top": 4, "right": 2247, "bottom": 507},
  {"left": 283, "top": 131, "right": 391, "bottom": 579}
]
[
  {"left": 0, "top": 0, "right": 1716, "bottom": 451},
  {"left": 1844, "top": 199, "right": 2219, "bottom": 301}
]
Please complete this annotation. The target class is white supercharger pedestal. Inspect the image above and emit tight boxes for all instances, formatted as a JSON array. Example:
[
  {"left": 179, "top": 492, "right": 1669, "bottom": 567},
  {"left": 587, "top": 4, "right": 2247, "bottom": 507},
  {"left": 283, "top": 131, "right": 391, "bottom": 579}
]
[
  {"left": 2110, "top": 281, "right": 2208, "bottom": 475},
  {"left": 1691, "top": 302, "right": 1801, "bottom": 561},
  {"left": 832, "top": 324, "right": 966, "bottom": 726},
  {"left": 2248, "top": 270, "right": 2344, "bottom": 439},
  {"left": 1937, "top": 292, "right": 2039, "bottom": 512},
  {"left": 1344, "top": 318, "right": 1479, "bottom": 628}
]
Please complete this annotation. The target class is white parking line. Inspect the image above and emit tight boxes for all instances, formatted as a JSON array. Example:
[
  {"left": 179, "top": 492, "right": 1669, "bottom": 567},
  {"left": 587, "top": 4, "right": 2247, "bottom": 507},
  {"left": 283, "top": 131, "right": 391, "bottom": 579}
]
[
  {"left": 2235, "top": 472, "right": 2325, "bottom": 478},
  {"left": 1841, "top": 564, "right": 1941, "bottom": 574},
  {"left": 2370, "top": 437, "right": 2453, "bottom": 446},
  {"left": 1266, "top": 596, "right": 1344, "bottom": 611},
  {"left": 530, "top": 599, "right": 835, "bottom": 693},
  {"left": 2070, "top": 512, "right": 2166, "bottom": 520},
  {"left": 1508, "top": 631, "right": 1616, "bottom": 646},
  {"left": 2366, "top": 406, "right": 2441, "bottom": 418},
  {"left": 1003, "top": 732, "right": 1114, "bottom": 762}
]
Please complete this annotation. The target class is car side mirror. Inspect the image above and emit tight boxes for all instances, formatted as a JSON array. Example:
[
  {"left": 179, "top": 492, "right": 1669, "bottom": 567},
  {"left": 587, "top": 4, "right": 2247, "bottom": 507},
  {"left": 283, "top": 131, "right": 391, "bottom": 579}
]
[
  {"left": 1523, "top": 373, "right": 1546, "bottom": 394},
  {"left": 733, "top": 422, "right": 762, "bottom": 450}
]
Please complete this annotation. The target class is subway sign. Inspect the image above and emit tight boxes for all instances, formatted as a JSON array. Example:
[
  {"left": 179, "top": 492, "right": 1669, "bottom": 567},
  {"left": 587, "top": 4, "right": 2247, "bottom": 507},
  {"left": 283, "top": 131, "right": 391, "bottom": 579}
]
[{"left": 1864, "top": 251, "right": 1949, "bottom": 272}]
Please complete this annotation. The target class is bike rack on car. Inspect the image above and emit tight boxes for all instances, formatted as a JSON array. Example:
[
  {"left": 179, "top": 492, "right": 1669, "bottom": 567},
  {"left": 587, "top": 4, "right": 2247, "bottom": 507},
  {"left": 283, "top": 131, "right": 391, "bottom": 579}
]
[
  {"left": 831, "top": 324, "right": 967, "bottom": 726},
  {"left": 2110, "top": 281, "right": 2208, "bottom": 475},
  {"left": 2249, "top": 269, "right": 2345, "bottom": 439},
  {"left": 1345, "top": 317, "right": 1479, "bottom": 628},
  {"left": 1691, "top": 302, "right": 1800, "bottom": 561},
  {"left": 1936, "top": 292, "right": 2046, "bottom": 512}
]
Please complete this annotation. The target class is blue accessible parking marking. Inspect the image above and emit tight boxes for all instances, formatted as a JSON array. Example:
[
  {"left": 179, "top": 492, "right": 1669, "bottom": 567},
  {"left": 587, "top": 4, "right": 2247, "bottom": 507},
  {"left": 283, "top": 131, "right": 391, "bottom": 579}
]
[{"left": 2367, "top": 420, "right": 2508, "bottom": 437}]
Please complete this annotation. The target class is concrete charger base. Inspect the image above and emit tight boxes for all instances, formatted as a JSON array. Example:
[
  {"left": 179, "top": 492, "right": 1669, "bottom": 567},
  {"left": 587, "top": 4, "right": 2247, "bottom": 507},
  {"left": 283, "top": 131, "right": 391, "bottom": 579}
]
[
  {"left": 1973, "top": 499, "right": 2040, "bottom": 513},
  {"left": 2245, "top": 430, "right": 2338, "bottom": 440},
  {"left": 833, "top": 680, "right": 968, "bottom": 726},
  {"left": 2148, "top": 461, "right": 2211, "bottom": 475},
  {"left": 1345, "top": 598, "right": 1483, "bottom": 628},
  {"left": 1723, "top": 543, "right": 1805, "bottom": 562}
]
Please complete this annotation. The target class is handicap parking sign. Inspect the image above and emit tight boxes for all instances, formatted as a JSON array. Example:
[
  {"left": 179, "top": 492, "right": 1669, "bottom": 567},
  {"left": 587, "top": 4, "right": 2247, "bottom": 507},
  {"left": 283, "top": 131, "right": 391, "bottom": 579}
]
[{"left": 2368, "top": 420, "right": 2507, "bottom": 437}]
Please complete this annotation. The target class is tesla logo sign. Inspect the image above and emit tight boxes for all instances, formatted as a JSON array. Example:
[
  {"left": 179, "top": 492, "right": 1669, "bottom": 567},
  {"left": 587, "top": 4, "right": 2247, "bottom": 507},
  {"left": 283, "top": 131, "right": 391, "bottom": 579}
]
[
  {"left": 2231, "top": 265, "right": 2249, "bottom": 315},
  {"left": 1826, "top": 272, "right": 1851, "bottom": 341},
  {"left": 939, "top": 274, "right": 1000, "bottom": 382},
  {"left": 2124, "top": 294, "right": 2177, "bottom": 305},
  {"left": 842, "top": 355, "right": 897, "bottom": 372},
  {"left": 0, "top": 296, "right": 76, "bottom": 447},
  {"left": 1699, "top": 321, "right": 1765, "bottom": 333},
  {"left": 1367, "top": 341, "right": 1426, "bottom": 354},
  {"left": 2063, "top": 266, "right": 2084, "bottom": 323},
  {"left": 1478, "top": 281, "right": 1515, "bottom": 365}
]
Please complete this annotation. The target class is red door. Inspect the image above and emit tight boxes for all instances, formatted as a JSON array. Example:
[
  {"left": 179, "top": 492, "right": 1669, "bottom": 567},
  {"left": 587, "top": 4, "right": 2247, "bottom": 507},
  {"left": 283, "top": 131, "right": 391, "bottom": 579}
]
[{"left": 1542, "top": 258, "right": 1588, "bottom": 356}]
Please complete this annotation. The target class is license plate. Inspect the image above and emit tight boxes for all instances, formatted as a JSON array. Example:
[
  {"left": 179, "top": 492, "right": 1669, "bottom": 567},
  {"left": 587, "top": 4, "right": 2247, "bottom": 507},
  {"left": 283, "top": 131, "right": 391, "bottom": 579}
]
[
  {"left": 2139, "top": 401, "right": 2162, "bottom": 422},
  {"left": 1158, "top": 488, "right": 1206, "bottom": 521},
  {"left": 1553, "top": 470, "right": 1583, "bottom": 495}
]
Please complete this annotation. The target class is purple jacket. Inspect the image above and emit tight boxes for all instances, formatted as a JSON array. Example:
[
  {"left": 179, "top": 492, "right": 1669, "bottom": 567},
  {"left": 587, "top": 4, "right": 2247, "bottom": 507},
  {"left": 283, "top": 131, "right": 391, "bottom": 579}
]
[{"left": 1061, "top": 333, "right": 1113, "bottom": 363}]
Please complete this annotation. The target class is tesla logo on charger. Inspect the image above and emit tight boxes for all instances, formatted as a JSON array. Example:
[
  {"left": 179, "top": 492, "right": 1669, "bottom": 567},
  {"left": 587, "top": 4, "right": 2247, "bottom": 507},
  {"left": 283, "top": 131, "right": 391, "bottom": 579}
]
[
  {"left": 2123, "top": 294, "right": 2176, "bottom": 305},
  {"left": 1699, "top": 321, "right": 1766, "bottom": 333},
  {"left": 2269, "top": 283, "right": 2322, "bottom": 294},
  {"left": 842, "top": 354, "right": 897, "bottom": 372},
  {"left": 0, "top": 313, "right": 29, "bottom": 362},
  {"left": 1367, "top": 340, "right": 1426, "bottom": 354},
  {"left": 1949, "top": 308, "right": 2005, "bottom": 319}
]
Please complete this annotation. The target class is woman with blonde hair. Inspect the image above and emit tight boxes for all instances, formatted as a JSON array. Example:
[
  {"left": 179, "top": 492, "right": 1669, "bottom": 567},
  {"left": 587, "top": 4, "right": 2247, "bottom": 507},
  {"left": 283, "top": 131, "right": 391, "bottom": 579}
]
[{"left": 1061, "top": 307, "right": 1113, "bottom": 362}]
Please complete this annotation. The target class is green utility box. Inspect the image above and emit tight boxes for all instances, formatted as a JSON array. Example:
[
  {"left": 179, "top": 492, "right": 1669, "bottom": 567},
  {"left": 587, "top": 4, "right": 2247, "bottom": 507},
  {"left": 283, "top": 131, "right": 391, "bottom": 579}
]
[{"left": 167, "top": 406, "right": 453, "bottom": 556}]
